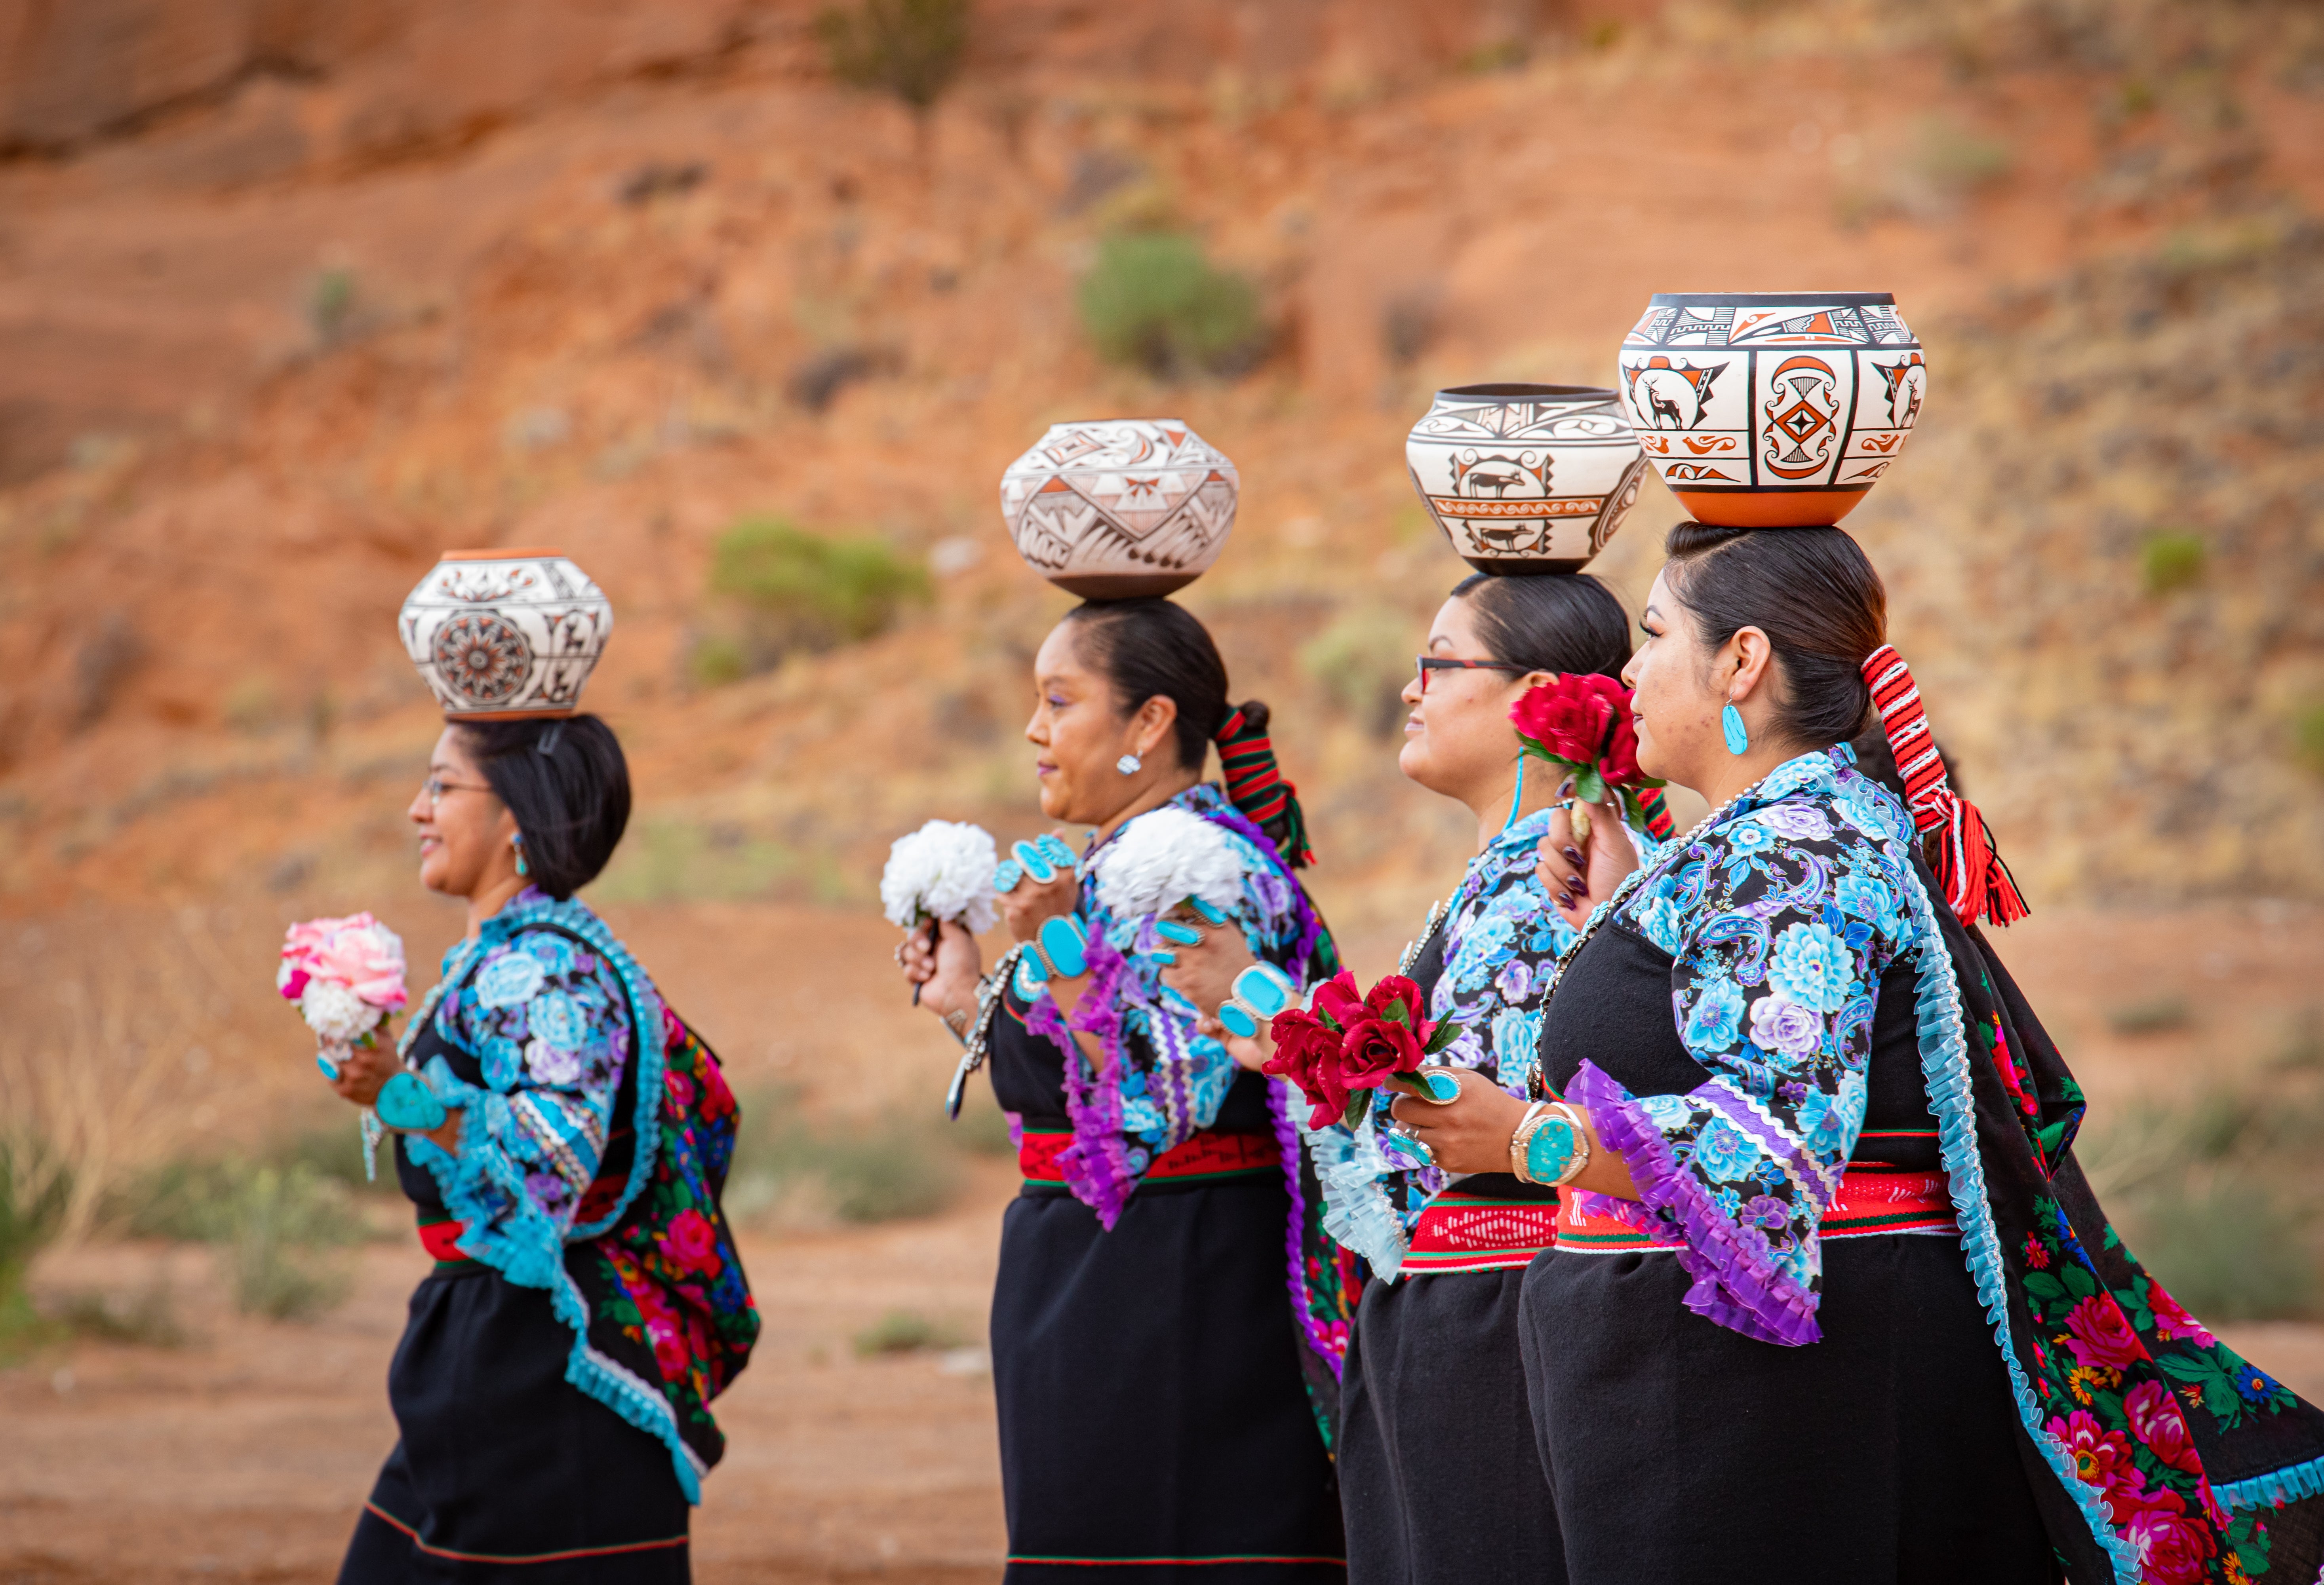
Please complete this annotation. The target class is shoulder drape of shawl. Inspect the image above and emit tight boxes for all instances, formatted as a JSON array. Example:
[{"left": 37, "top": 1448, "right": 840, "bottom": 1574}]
[
  {"left": 402, "top": 891, "right": 759, "bottom": 1502},
  {"left": 1023, "top": 783, "right": 1361, "bottom": 1442},
  {"left": 1565, "top": 749, "right": 2324, "bottom": 1582},
  {"left": 1307, "top": 806, "right": 1582, "bottom": 1279}
]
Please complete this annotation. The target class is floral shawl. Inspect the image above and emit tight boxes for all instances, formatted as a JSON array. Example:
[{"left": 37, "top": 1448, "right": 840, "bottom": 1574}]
[
  {"left": 1557, "top": 747, "right": 2324, "bottom": 1582},
  {"left": 1306, "top": 807, "right": 1588, "bottom": 1279},
  {"left": 402, "top": 890, "right": 759, "bottom": 1502},
  {"left": 1023, "top": 782, "right": 1362, "bottom": 1433}
]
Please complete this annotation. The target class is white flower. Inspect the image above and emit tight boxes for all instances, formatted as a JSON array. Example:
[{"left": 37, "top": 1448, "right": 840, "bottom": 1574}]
[
  {"left": 1094, "top": 806, "right": 1247, "bottom": 922},
  {"left": 526, "top": 1036, "right": 583, "bottom": 1085},
  {"left": 300, "top": 980, "right": 381, "bottom": 1043},
  {"left": 880, "top": 819, "right": 1001, "bottom": 933}
]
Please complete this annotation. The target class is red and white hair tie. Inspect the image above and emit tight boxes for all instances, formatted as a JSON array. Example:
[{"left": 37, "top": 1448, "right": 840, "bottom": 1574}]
[{"left": 1860, "top": 644, "right": 2029, "bottom": 929}]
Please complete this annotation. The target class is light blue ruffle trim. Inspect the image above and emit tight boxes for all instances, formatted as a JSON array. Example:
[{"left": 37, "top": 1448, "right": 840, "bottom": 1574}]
[
  {"left": 2214, "top": 1452, "right": 2324, "bottom": 1511},
  {"left": 1899, "top": 859, "right": 2141, "bottom": 1585},
  {"left": 406, "top": 897, "right": 697, "bottom": 1503},
  {"left": 1303, "top": 1112, "right": 1408, "bottom": 1280}
]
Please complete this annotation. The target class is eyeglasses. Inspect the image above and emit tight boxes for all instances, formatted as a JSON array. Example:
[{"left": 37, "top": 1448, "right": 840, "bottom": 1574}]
[
  {"left": 1415, "top": 656, "right": 1530, "bottom": 694},
  {"left": 421, "top": 777, "right": 493, "bottom": 806}
]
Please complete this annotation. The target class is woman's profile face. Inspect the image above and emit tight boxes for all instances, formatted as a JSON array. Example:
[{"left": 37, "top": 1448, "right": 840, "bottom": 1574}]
[
  {"left": 406, "top": 726, "right": 520, "bottom": 898},
  {"left": 1397, "top": 594, "right": 1538, "bottom": 799},
  {"left": 1026, "top": 621, "right": 1158, "bottom": 827},
  {"left": 1622, "top": 569, "right": 1727, "bottom": 788}
]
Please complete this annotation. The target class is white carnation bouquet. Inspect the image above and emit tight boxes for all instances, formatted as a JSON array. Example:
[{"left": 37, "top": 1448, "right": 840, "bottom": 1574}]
[
  {"left": 1094, "top": 807, "right": 1246, "bottom": 922},
  {"left": 277, "top": 912, "right": 410, "bottom": 1078},
  {"left": 881, "top": 819, "right": 1001, "bottom": 935}
]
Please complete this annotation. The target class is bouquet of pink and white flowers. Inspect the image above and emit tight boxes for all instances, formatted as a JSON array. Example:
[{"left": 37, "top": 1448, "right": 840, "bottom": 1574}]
[{"left": 278, "top": 912, "right": 409, "bottom": 1078}]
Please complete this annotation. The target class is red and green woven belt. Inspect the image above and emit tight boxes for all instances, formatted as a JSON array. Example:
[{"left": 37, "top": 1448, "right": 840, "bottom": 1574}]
[
  {"left": 1405, "top": 1187, "right": 1563, "bottom": 1275},
  {"left": 416, "top": 1211, "right": 480, "bottom": 1273},
  {"left": 1017, "top": 1127, "right": 1281, "bottom": 1185},
  {"left": 1554, "top": 1168, "right": 1958, "bottom": 1253}
]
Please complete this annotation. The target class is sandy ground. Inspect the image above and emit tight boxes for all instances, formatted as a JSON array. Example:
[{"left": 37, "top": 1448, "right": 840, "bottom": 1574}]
[{"left": 5, "top": 899, "right": 2323, "bottom": 1583}]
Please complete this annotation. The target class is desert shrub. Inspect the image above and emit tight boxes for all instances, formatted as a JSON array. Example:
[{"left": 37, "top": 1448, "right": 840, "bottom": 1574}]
[
  {"left": 216, "top": 1164, "right": 360, "bottom": 1321},
  {"left": 1077, "top": 232, "right": 1268, "bottom": 380},
  {"left": 2298, "top": 705, "right": 2324, "bottom": 775},
  {"left": 2106, "top": 993, "right": 2192, "bottom": 1035},
  {"left": 948, "top": 1079, "right": 1016, "bottom": 1157},
  {"left": 704, "top": 518, "right": 930, "bottom": 674},
  {"left": 2141, "top": 530, "right": 2207, "bottom": 594},
  {"left": 2136, "top": 1180, "right": 2314, "bottom": 1321},
  {"left": 1908, "top": 116, "right": 2016, "bottom": 196},
  {"left": 1300, "top": 605, "right": 1415, "bottom": 736},
  {"left": 818, "top": 0, "right": 969, "bottom": 135},
  {"left": 309, "top": 268, "right": 358, "bottom": 347},
  {"left": 726, "top": 1093, "right": 962, "bottom": 1227},
  {"left": 853, "top": 1308, "right": 966, "bottom": 1356},
  {"left": 0, "top": 1144, "right": 70, "bottom": 1341},
  {"left": 47, "top": 1279, "right": 185, "bottom": 1347}
]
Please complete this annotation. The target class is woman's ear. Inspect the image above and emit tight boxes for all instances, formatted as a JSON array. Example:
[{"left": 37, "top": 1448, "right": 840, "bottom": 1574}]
[
  {"left": 1132, "top": 694, "right": 1179, "bottom": 764},
  {"left": 1726, "top": 626, "right": 1777, "bottom": 702}
]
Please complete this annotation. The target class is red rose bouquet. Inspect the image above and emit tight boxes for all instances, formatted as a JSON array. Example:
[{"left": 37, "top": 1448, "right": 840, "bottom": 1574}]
[
  {"left": 1262, "top": 971, "right": 1466, "bottom": 1129},
  {"left": 1509, "top": 673, "right": 1665, "bottom": 840}
]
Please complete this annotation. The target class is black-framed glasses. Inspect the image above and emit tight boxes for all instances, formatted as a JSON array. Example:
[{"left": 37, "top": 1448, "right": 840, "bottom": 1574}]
[{"left": 1416, "top": 656, "right": 1529, "bottom": 694}]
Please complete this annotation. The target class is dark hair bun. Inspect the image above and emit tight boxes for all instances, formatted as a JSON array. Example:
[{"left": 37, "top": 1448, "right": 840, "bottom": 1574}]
[{"left": 457, "top": 714, "right": 631, "bottom": 901}]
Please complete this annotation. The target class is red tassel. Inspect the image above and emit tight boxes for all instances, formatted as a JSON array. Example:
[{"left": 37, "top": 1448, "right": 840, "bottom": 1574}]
[{"left": 1860, "top": 644, "right": 2027, "bottom": 929}]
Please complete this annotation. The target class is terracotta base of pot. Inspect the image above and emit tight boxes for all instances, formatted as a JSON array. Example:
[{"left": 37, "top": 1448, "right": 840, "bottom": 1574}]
[
  {"left": 1048, "top": 571, "right": 1201, "bottom": 600},
  {"left": 1669, "top": 485, "right": 1871, "bottom": 528},
  {"left": 1454, "top": 556, "right": 1601, "bottom": 578}
]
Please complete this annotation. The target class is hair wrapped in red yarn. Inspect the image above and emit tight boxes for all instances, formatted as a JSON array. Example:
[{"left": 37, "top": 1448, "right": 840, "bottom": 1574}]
[
  {"left": 1214, "top": 704, "right": 1314, "bottom": 869},
  {"left": 1860, "top": 644, "right": 2029, "bottom": 928}
]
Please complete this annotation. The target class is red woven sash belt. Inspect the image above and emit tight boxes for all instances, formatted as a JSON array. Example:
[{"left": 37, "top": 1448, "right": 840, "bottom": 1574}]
[
  {"left": 1554, "top": 1169, "right": 1958, "bottom": 1254},
  {"left": 1406, "top": 1189, "right": 1563, "bottom": 1275},
  {"left": 416, "top": 1213, "right": 477, "bottom": 1269},
  {"left": 1018, "top": 1128, "right": 1281, "bottom": 1183}
]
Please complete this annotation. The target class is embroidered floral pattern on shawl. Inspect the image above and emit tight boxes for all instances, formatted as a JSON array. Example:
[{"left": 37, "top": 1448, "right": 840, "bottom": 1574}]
[{"left": 403, "top": 891, "right": 757, "bottom": 1501}]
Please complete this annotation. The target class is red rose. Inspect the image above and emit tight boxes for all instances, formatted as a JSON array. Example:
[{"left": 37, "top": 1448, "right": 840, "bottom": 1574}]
[
  {"left": 1339, "top": 1016, "right": 1424, "bottom": 1088},
  {"left": 2062, "top": 1295, "right": 2149, "bottom": 1373},
  {"left": 1308, "top": 970, "right": 1366, "bottom": 1032},
  {"left": 1264, "top": 1008, "right": 1349, "bottom": 1128},
  {"left": 1601, "top": 711, "right": 1645, "bottom": 787},
  {"left": 1510, "top": 677, "right": 1614, "bottom": 766},
  {"left": 2048, "top": 1409, "right": 2142, "bottom": 1509},
  {"left": 1363, "top": 975, "right": 1426, "bottom": 1028},
  {"left": 2125, "top": 1380, "right": 2202, "bottom": 1473}
]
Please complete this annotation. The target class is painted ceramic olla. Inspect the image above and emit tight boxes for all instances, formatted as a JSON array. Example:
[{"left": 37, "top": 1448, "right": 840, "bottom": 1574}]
[
  {"left": 998, "top": 419, "right": 1238, "bottom": 598},
  {"left": 1617, "top": 292, "right": 1926, "bottom": 527},
  {"left": 399, "top": 549, "right": 613, "bottom": 720},
  {"left": 1404, "top": 384, "right": 1647, "bottom": 575}
]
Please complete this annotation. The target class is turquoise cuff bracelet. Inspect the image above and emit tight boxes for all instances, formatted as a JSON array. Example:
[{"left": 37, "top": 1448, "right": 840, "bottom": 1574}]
[
  {"left": 1017, "top": 913, "right": 1090, "bottom": 988},
  {"left": 1218, "top": 962, "right": 1301, "bottom": 1041},
  {"left": 375, "top": 1069, "right": 449, "bottom": 1133}
]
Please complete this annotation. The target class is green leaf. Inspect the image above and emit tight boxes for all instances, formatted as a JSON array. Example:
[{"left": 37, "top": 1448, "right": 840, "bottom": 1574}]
[
  {"left": 2061, "top": 1264, "right": 2099, "bottom": 1300},
  {"left": 1342, "top": 1089, "right": 1373, "bottom": 1131},
  {"left": 1574, "top": 766, "right": 1607, "bottom": 805},
  {"left": 1422, "top": 1019, "right": 1461, "bottom": 1056},
  {"left": 1383, "top": 998, "right": 1409, "bottom": 1026},
  {"left": 2022, "top": 1271, "right": 2068, "bottom": 1305}
]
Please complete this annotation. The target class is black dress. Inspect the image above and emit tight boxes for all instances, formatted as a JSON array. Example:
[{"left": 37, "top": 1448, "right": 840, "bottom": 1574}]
[
  {"left": 1333, "top": 922, "right": 1566, "bottom": 1585},
  {"left": 1519, "top": 917, "right": 2052, "bottom": 1583},
  {"left": 338, "top": 1105, "right": 690, "bottom": 1583},
  {"left": 986, "top": 981, "right": 1348, "bottom": 1585}
]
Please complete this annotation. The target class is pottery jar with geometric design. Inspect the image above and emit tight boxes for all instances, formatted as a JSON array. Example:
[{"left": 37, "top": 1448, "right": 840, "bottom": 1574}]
[
  {"left": 399, "top": 548, "right": 613, "bottom": 720},
  {"left": 998, "top": 418, "right": 1239, "bottom": 599},
  {"left": 1617, "top": 292, "right": 1925, "bottom": 527},
  {"left": 1404, "top": 383, "right": 1648, "bottom": 576}
]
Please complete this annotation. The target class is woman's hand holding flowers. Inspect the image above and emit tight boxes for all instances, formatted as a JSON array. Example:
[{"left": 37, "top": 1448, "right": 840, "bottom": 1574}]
[{"left": 1535, "top": 793, "right": 1641, "bottom": 931}]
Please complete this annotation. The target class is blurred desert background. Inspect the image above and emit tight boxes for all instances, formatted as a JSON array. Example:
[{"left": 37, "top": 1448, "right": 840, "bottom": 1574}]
[{"left": 2, "top": 0, "right": 2322, "bottom": 1579}]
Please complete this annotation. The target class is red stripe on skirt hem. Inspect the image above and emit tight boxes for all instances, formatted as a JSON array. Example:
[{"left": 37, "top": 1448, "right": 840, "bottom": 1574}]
[{"left": 363, "top": 1502, "right": 689, "bottom": 1564}]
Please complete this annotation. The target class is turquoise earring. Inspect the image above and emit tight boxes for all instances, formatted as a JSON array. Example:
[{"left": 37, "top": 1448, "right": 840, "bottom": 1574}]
[
  {"left": 512, "top": 833, "right": 528, "bottom": 878},
  {"left": 1721, "top": 699, "right": 1750, "bottom": 756}
]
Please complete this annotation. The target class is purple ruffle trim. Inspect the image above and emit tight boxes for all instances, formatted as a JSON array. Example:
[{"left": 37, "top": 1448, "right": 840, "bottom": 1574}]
[
  {"left": 1264, "top": 1077, "right": 1348, "bottom": 1378},
  {"left": 1571, "top": 1060, "right": 1823, "bottom": 1347},
  {"left": 1030, "top": 932, "right": 1138, "bottom": 1229}
]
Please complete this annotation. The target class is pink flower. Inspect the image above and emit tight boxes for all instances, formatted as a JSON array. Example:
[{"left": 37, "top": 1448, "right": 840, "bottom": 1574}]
[
  {"left": 2115, "top": 1484, "right": 2217, "bottom": 1584},
  {"left": 2062, "top": 1295, "right": 2149, "bottom": 1373},
  {"left": 662, "top": 1209, "right": 719, "bottom": 1274},
  {"left": 2126, "top": 1379, "right": 2202, "bottom": 1473},
  {"left": 2048, "top": 1410, "right": 2141, "bottom": 1510},
  {"left": 280, "top": 913, "right": 409, "bottom": 1010},
  {"left": 2147, "top": 1285, "right": 2217, "bottom": 1347}
]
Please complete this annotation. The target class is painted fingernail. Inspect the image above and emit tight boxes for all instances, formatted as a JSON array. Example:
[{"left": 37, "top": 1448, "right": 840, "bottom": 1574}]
[
  {"left": 1555, "top": 892, "right": 1574, "bottom": 910},
  {"left": 1563, "top": 848, "right": 1584, "bottom": 867},
  {"left": 1571, "top": 876, "right": 1589, "bottom": 897}
]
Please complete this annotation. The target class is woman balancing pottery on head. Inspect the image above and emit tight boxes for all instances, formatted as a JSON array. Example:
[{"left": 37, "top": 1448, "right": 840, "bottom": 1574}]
[
  {"left": 1166, "top": 381, "right": 1665, "bottom": 1585},
  {"left": 331, "top": 552, "right": 757, "bottom": 1584},
  {"left": 896, "top": 422, "right": 1357, "bottom": 1582},
  {"left": 1397, "top": 522, "right": 2324, "bottom": 1581}
]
